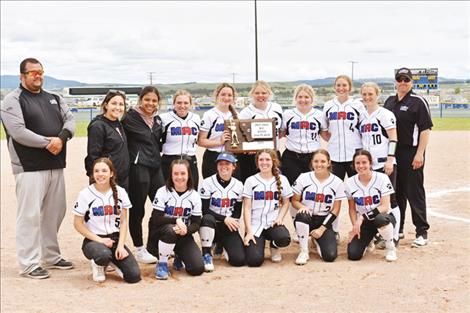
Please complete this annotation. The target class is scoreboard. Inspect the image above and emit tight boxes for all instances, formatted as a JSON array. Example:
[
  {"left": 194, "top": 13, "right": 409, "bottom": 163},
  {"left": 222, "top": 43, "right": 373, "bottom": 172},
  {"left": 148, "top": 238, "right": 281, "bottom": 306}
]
[{"left": 395, "top": 68, "right": 439, "bottom": 91}]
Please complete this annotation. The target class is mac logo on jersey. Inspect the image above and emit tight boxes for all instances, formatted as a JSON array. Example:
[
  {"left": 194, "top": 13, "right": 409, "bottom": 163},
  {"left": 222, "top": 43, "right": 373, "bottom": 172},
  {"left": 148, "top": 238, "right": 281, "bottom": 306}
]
[
  {"left": 329, "top": 111, "right": 355, "bottom": 121},
  {"left": 290, "top": 121, "right": 317, "bottom": 130},
  {"left": 254, "top": 191, "right": 280, "bottom": 201},
  {"left": 353, "top": 195, "right": 380, "bottom": 206},
  {"left": 304, "top": 192, "right": 333, "bottom": 203},
  {"left": 215, "top": 123, "right": 225, "bottom": 132},
  {"left": 92, "top": 205, "right": 121, "bottom": 216},
  {"left": 360, "top": 123, "right": 379, "bottom": 133},
  {"left": 211, "top": 197, "right": 237, "bottom": 208},
  {"left": 170, "top": 126, "right": 198, "bottom": 136},
  {"left": 164, "top": 205, "right": 191, "bottom": 217}
]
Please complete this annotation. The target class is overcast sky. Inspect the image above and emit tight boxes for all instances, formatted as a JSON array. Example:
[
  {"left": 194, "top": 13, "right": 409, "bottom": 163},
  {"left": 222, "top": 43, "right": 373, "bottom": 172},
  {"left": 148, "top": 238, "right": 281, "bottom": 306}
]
[{"left": 1, "top": 1, "right": 469, "bottom": 84}]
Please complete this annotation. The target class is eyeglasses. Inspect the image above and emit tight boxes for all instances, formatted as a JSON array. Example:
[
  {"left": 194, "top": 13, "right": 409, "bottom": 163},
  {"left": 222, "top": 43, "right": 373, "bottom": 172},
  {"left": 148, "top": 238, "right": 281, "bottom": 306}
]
[
  {"left": 108, "top": 89, "right": 126, "bottom": 96},
  {"left": 23, "top": 70, "right": 44, "bottom": 77},
  {"left": 396, "top": 77, "right": 411, "bottom": 83}
]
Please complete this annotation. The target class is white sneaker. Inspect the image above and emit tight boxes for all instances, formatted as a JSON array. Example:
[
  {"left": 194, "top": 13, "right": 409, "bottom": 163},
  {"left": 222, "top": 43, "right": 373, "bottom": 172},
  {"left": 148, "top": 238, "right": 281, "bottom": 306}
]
[
  {"left": 367, "top": 241, "right": 376, "bottom": 252},
  {"left": 91, "top": 259, "right": 105, "bottom": 282},
  {"left": 270, "top": 247, "right": 282, "bottom": 263},
  {"left": 135, "top": 248, "right": 158, "bottom": 264},
  {"left": 411, "top": 236, "right": 428, "bottom": 248},
  {"left": 295, "top": 250, "right": 309, "bottom": 265},
  {"left": 385, "top": 248, "right": 398, "bottom": 262},
  {"left": 108, "top": 262, "right": 123, "bottom": 279}
]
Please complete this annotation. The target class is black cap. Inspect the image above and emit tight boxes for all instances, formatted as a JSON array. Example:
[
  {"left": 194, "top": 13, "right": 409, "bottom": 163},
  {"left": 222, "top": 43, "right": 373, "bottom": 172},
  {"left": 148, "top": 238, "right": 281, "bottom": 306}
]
[{"left": 395, "top": 67, "right": 413, "bottom": 80}]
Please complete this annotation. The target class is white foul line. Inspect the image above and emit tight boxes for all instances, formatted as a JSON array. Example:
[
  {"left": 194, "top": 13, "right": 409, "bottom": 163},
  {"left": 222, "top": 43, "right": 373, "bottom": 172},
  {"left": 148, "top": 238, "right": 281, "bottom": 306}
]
[{"left": 426, "top": 186, "right": 470, "bottom": 224}]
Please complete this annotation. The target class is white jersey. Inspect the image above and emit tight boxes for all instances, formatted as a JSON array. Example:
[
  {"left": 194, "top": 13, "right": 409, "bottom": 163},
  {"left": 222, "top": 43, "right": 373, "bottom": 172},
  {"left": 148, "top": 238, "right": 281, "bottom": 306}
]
[
  {"left": 160, "top": 111, "right": 201, "bottom": 156},
  {"left": 344, "top": 172, "right": 394, "bottom": 216},
  {"left": 200, "top": 107, "right": 232, "bottom": 153},
  {"left": 292, "top": 172, "right": 346, "bottom": 216},
  {"left": 239, "top": 102, "right": 283, "bottom": 148},
  {"left": 199, "top": 174, "right": 243, "bottom": 217},
  {"left": 282, "top": 107, "right": 327, "bottom": 153},
  {"left": 242, "top": 173, "right": 293, "bottom": 236},
  {"left": 73, "top": 184, "right": 132, "bottom": 236},
  {"left": 152, "top": 186, "right": 202, "bottom": 226},
  {"left": 323, "top": 97, "right": 365, "bottom": 162},
  {"left": 359, "top": 107, "right": 397, "bottom": 170}
]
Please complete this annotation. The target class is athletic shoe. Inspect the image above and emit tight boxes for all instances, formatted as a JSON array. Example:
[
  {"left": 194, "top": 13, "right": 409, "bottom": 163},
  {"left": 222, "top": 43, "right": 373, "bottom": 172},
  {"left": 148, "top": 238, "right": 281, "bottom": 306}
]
[
  {"left": 108, "top": 262, "right": 123, "bottom": 279},
  {"left": 26, "top": 267, "right": 50, "bottom": 279},
  {"left": 270, "top": 247, "right": 282, "bottom": 263},
  {"left": 398, "top": 232, "right": 405, "bottom": 239},
  {"left": 374, "top": 234, "right": 386, "bottom": 250},
  {"left": 173, "top": 256, "right": 184, "bottom": 271},
  {"left": 366, "top": 241, "right": 376, "bottom": 252},
  {"left": 47, "top": 258, "right": 74, "bottom": 270},
  {"left": 385, "top": 248, "right": 398, "bottom": 262},
  {"left": 335, "top": 232, "right": 340, "bottom": 245},
  {"left": 411, "top": 236, "right": 428, "bottom": 248},
  {"left": 295, "top": 250, "right": 309, "bottom": 265},
  {"left": 135, "top": 248, "right": 158, "bottom": 264},
  {"left": 91, "top": 259, "right": 105, "bottom": 282},
  {"left": 213, "top": 243, "right": 223, "bottom": 259},
  {"left": 203, "top": 253, "right": 214, "bottom": 272},
  {"left": 155, "top": 262, "right": 169, "bottom": 280}
]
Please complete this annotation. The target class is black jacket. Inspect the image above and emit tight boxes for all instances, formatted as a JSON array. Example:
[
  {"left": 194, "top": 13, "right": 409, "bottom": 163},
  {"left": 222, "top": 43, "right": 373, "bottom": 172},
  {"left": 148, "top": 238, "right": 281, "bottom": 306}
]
[
  {"left": 121, "top": 108, "right": 163, "bottom": 169},
  {"left": 84, "top": 114, "right": 129, "bottom": 182}
]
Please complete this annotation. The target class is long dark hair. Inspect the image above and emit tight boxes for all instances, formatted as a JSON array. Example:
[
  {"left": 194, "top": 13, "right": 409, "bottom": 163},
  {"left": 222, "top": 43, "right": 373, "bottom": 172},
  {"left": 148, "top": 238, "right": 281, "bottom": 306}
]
[
  {"left": 90, "top": 157, "right": 120, "bottom": 213},
  {"left": 165, "top": 158, "right": 194, "bottom": 191},
  {"left": 255, "top": 149, "right": 284, "bottom": 206}
]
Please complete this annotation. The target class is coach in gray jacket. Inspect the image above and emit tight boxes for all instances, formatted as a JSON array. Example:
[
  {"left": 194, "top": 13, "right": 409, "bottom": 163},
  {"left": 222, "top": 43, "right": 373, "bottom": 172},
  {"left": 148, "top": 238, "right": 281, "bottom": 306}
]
[{"left": 1, "top": 58, "right": 75, "bottom": 279}]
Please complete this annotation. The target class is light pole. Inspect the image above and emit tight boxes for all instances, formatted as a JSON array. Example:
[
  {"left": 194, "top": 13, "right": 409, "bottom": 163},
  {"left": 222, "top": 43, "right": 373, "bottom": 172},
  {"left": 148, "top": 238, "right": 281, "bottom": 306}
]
[
  {"left": 231, "top": 72, "right": 236, "bottom": 85},
  {"left": 349, "top": 61, "right": 358, "bottom": 87},
  {"left": 254, "top": 0, "right": 259, "bottom": 81},
  {"left": 147, "top": 72, "right": 156, "bottom": 85}
]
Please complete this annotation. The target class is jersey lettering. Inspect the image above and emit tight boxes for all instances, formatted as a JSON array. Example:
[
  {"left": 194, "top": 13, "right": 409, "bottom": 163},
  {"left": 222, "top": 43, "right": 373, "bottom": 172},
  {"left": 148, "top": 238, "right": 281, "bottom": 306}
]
[
  {"left": 170, "top": 126, "right": 198, "bottom": 136},
  {"left": 360, "top": 123, "right": 379, "bottom": 133},
  {"left": 290, "top": 121, "right": 317, "bottom": 130},
  {"left": 353, "top": 195, "right": 380, "bottom": 206},
  {"left": 329, "top": 111, "right": 355, "bottom": 121},
  {"left": 91, "top": 205, "right": 120, "bottom": 216},
  {"left": 164, "top": 205, "right": 192, "bottom": 217},
  {"left": 304, "top": 192, "right": 333, "bottom": 204},
  {"left": 254, "top": 191, "right": 280, "bottom": 200},
  {"left": 210, "top": 197, "right": 237, "bottom": 208},
  {"left": 214, "top": 123, "right": 225, "bottom": 132}
]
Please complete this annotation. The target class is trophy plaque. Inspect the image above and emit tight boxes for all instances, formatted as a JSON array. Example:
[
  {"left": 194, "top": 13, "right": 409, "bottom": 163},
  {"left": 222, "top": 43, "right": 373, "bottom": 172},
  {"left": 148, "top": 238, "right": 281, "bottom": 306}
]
[{"left": 224, "top": 118, "right": 277, "bottom": 153}]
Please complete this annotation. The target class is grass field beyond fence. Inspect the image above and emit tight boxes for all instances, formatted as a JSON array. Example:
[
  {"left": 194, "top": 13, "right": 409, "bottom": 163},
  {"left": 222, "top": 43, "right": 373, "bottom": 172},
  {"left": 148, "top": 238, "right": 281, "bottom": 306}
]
[{"left": 1, "top": 118, "right": 469, "bottom": 140}]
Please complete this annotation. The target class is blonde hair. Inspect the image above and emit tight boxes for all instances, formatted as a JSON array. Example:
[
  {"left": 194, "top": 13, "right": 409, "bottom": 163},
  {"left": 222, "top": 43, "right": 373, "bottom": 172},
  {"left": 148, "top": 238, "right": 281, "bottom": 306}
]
[
  {"left": 173, "top": 89, "right": 193, "bottom": 106},
  {"left": 213, "top": 83, "right": 238, "bottom": 119},
  {"left": 292, "top": 84, "right": 315, "bottom": 106},
  {"left": 249, "top": 80, "right": 273, "bottom": 97},
  {"left": 360, "top": 82, "right": 381, "bottom": 95},
  {"left": 334, "top": 75, "right": 353, "bottom": 92},
  {"left": 255, "top": 149, "right": 284, "bottom": 206}
]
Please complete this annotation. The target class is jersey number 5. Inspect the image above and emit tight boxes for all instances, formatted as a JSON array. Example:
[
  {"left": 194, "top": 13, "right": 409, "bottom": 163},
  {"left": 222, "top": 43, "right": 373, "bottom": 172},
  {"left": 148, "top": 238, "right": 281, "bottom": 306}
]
[{"left": 115, "top": 217, "right": 120, "bottom": 228}]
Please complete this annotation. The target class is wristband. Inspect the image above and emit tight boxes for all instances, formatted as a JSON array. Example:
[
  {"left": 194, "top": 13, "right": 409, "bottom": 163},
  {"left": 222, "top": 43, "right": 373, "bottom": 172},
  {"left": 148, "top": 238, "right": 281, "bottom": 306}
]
[
  {"left": 388, "top": 140, "right": 397, "bottom": 157},
  {"left": 322, "top": 212, "right": 337, "bottom": 228},
  {"left": 362, "top": 208, "right": 380, "bottom": 220}
]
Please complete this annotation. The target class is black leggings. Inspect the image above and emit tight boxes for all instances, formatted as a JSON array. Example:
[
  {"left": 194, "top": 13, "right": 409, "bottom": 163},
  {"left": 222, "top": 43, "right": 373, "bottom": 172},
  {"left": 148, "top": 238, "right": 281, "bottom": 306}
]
[
  {"left": 295, "top": 213, "right": 337, "bottom": 262},
  {"left": 347, "top": 213, "right": 396, "bottom": 261},
  {"left": 200, "top": 214, "right": 245, "bottom": 266},
  {"left": 331, "top": 161, "right": 356, "bottom": 180},
  {"left": 161, "top": 154, "right": 199, "bottom": 189},
  {"left": 281, "top": 149, "right": 313, "bottom": 185},
  {"left": 245, "top": 225, "right": 291, "bottom": 267}
]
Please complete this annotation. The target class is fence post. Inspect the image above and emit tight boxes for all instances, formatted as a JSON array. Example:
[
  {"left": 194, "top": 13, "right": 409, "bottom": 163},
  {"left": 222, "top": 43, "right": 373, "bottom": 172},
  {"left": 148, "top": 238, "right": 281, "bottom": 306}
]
[{"left": 439, "top": 102, "right": 443, "bottom": 118}]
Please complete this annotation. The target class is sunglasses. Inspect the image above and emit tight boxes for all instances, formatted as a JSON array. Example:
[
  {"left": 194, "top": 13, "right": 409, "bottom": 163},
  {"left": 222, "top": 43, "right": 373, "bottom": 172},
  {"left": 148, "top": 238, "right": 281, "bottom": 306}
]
[
  {"left": 107, "top": 89, "right": 126, "bottom": 96},
  {"left": 396, "top": 76, "right": 411, "bottom": 83},
  {"left": 23, "top": 70, "right": 44, "bottom": 77}
]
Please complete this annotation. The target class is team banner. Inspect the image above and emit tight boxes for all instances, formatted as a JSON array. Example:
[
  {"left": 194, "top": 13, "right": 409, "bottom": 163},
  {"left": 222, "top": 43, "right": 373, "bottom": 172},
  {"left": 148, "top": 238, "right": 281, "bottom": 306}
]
[{"left": 224, "top": 118, "right": 276, "bottom": 153}]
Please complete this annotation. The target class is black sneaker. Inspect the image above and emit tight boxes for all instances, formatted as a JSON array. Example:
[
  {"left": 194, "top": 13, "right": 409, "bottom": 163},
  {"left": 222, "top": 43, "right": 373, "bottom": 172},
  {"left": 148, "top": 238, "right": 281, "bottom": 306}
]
[
  {"left": 48, "top": 258, "right": 74, "bottom": 270},
  {"left": 26, "top": 267, "right": 50, "bottom": 279}
]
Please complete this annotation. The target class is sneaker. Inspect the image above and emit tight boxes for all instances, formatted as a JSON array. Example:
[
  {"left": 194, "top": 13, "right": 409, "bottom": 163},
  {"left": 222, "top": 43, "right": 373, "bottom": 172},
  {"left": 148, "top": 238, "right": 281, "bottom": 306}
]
[
  {"left": 295, "top": 250, "right": 309, "bottom": 265},
  {"left": 411, "top": 236, "right": 428, "bottom": 248},
  {"left": 374, "top": 234, "right": 386, "bottom": 250},
  {"left": 398, "top": 232, "right": 405, "bottom": 239},
  {"left": 366, "top": 241, "right": 376, "bottom": 253},
  {"left": 155, "top": 262, "right": 169, "bottom": 280},
  {"left": 108, "top": 262, "right": 123, "bottom": 279},
  {"left": 135, "top": 248, "right": 158, "bottom": 264},
  {"left": 91, "top": 259, "right": 105, "bottom": 282},
  {"left": 173, "top": 256, "right": 185, "bottom": 271},
  {"left": 335, "top": 232, "right": 340, "bottom": 245},
  {"left": 26, "top": 267, "right": 50, "bottom": 279},
  {"left": 270, "top": 247, "right": 282, "bottom": 263},
  {"left": 385, "top": 248, "right": 398, "bottom": 262},
  {"left": 47, "top": 258, "right": 74, "bottom": 270},
  {"left": 213, "top": 243, "right": 223, "bottom": 260},
  {"left": 203, "top": 253, "right": 214, "bottom": 272}
]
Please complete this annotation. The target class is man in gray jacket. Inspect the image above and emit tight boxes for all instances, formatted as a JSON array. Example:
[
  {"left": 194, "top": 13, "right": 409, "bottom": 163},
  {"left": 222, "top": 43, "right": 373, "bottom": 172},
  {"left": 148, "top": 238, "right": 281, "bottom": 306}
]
[{"left": 1, "top": 58, "right": 75, "bottom": 279}]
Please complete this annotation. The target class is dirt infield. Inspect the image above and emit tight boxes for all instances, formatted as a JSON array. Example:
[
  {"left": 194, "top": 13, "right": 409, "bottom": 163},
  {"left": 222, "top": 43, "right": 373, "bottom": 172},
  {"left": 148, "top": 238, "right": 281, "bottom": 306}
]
[{"left": 1, "top": 131, "right": 469, "bottom": 313}]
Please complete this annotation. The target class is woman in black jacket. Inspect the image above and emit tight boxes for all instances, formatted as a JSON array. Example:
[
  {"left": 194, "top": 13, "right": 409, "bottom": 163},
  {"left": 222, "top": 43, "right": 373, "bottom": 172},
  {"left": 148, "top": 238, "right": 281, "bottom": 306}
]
[
  {"left": 121, "top": 86, "right": 165, "bottom": 264},
  {"left": 85, "top": 90, "right": 129, "bottom": 189}
]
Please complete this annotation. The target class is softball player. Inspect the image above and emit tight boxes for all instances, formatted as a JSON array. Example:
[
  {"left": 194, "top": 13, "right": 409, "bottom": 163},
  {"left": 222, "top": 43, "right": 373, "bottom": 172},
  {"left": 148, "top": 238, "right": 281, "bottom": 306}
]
[
  {"left": 323, "top": 75, "right": 366, "bottom": 180},
  {"left": 359, "top": 82, "right": 400, "bottom": 244},
  {"left": 238, "top": 81, "right": 283, "bottom": 182},
  {"left": 160, "top": 90, "right": 201, "bottom": 188},
  {"left": 150, "top": 159, "right": 204, "bottom": 280},
  {"left": 291, "top": 149, "right": 346, "bottom": 265},
  {"left": 243, "top": 149, "right": 292, "bottom": 267},
  {"left": 199, "top": 83, "right": 239, "bottom": 179},
  {"left": 345, "top": 150, "right": 398, "bottom": 262},
  {"left": 281, "top": 84, "right": 328, "bottom": 185},
  {"left": 199, "top": 152, "right": 245, "bottom": 271},
  {"left": 73, "top": 158, "right": 141, "bottom": 283}
]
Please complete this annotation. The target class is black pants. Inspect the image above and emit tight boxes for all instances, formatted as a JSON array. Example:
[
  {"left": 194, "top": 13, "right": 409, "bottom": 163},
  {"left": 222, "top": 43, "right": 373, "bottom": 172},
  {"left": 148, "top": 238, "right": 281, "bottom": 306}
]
[
  {"left": 281, "top": 149, "right": 313, "bottom": 185},
  {"left": 82, "top": 233, "right": 141, "bottom": 283},
  {"left": 200, "top": 214, "right": 245, "bottom": 266},
  {"left": 245, "top": 225, "right": 291, "bottom": 267},
  {"left": 331, "top": 161, "right": 356, "bottom": 180},
  {"left": 149, "top": 224, "right": 204, "bottom": 276},
  {"left": 128, "top": 164, "right": 165, "bottom": 247},
  {"left": 347, "top": 213, "right": 396, "bottom": 261},
  {"left": 395, "top": 147, "right": 429, "bottom": 237},
  {"left": 161, "top": 154, "right": 199, "bottom": 189},
  {"left": 376, "top": 165, "right": 398, "bottom": 209},
  {"left": 295, "top": 213, "right": 337, "bottom": 262}
]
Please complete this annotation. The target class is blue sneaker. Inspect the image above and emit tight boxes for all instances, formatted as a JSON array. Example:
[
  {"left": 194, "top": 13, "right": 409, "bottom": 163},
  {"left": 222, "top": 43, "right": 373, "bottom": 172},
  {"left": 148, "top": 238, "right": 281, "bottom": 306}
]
[
  {"left": 203, "top": 253, "right": 214, "bottom": 272},
  {"left": 155, "top": 262, "right": 169, "bottom": 280},
  {"left": 173, "top": 256, "right": 184, "bottom": 271}
]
